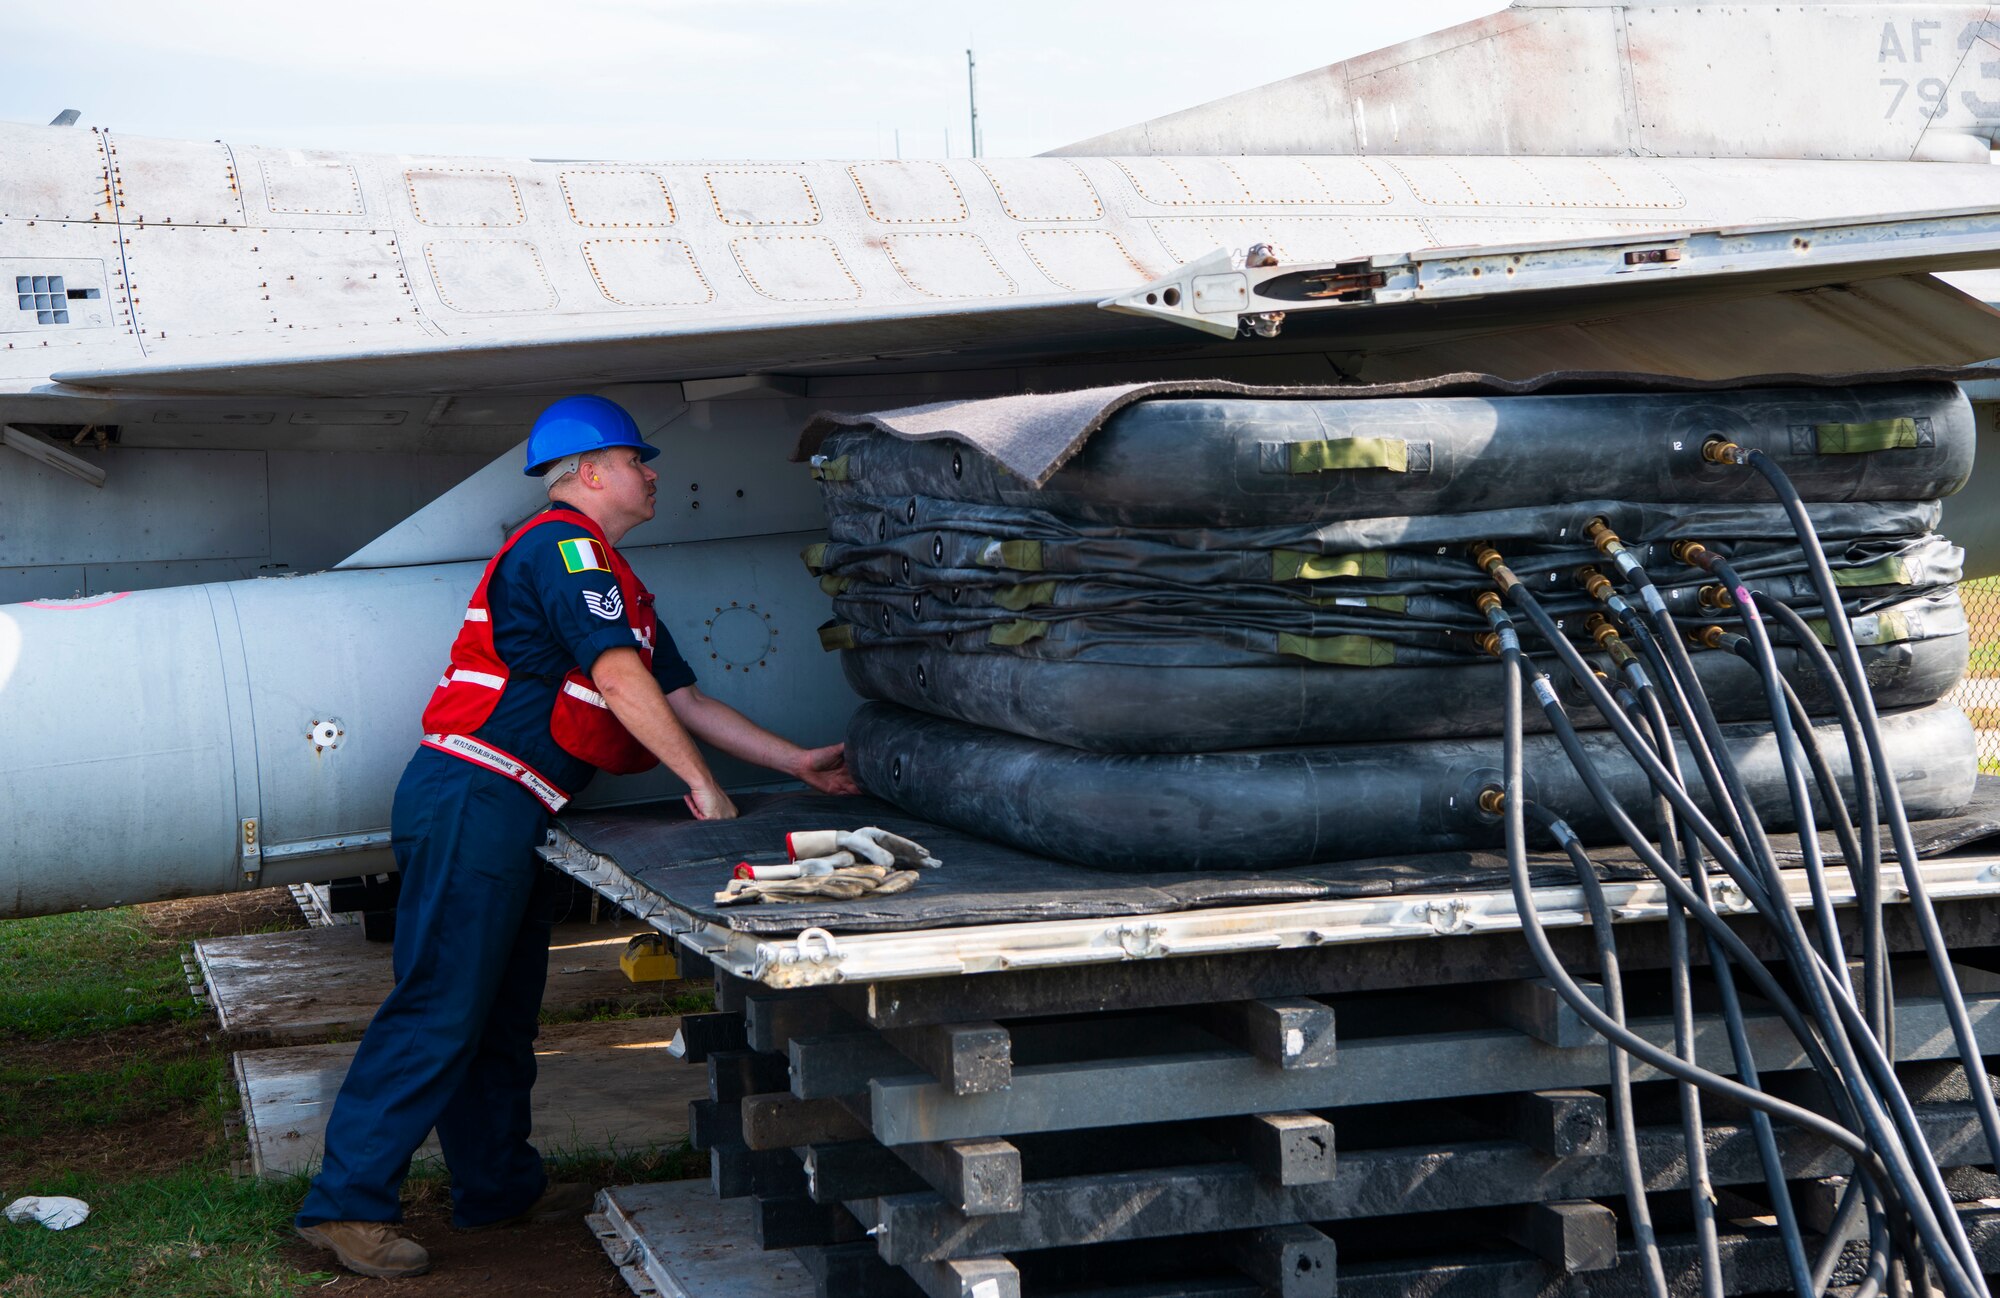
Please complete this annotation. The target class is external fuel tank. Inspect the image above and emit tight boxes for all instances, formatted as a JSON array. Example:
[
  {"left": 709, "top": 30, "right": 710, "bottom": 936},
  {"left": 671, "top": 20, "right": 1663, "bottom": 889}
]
[{"left": 0, "top": 532, "right": 852, "bottom": 917}]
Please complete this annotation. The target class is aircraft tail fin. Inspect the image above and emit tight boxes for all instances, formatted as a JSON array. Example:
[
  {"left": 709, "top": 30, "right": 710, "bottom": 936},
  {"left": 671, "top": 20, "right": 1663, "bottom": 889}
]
[{"left": 1047, "top": 2, "right": 1998, "bottom": 163}]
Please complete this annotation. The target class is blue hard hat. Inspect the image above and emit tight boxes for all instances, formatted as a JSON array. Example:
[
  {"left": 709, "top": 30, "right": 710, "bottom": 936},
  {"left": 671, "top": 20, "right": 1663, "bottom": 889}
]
[{"left": 523, "top": 395, "right": 659, "bottom": 476}]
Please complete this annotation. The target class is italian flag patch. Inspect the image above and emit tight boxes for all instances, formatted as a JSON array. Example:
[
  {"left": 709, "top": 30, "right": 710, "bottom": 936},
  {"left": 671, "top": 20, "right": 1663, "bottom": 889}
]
[{"left": 558, "top": 537, "right": 610, "bottom": 574}]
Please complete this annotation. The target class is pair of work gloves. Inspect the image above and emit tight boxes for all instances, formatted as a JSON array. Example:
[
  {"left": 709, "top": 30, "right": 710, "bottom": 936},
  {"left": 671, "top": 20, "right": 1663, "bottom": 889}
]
[{"left": 715, "top": 827, "right": 942, "bottom": 905}]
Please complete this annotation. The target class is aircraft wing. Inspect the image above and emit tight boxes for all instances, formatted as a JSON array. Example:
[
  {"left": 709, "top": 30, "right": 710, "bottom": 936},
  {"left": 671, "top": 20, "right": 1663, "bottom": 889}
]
[{"left": 47, "top": 206, "right": 2000, "bottom": 399}]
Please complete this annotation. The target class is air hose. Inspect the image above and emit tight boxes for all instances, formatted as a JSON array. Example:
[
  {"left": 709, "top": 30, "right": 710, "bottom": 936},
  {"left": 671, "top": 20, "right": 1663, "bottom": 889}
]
[{"left": 1479, "top": 549, "right": 1985, "bottom": 1298}]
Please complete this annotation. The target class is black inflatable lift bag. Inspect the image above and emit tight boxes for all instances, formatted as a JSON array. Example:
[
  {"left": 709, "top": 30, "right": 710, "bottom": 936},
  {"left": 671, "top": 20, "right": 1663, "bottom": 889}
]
[
  {"left": 848, "top": 699, "right": 1977, "bottom": 873},
  {"left": 841, "top": 633, "right": 1969, "bottom": 752},
  {"left": 552, "top": 779, "right": 2000, "bottom": 936},
  {"left": 810, "top": 383, "right": 1973, "bottom": 528}
]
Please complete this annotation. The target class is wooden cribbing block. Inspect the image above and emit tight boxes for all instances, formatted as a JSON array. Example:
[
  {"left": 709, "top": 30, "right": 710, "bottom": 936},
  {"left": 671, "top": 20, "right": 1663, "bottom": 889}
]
[
  {"left": 745, "top": 992, "right": 855, "bottom": 1053},
  {"left": 1504, "top": 1200, "right": 1617, "bottom": 1273},
  {"left": 670, "top": 1010, "right": 747, "bottom": 1063},
  {"left": 883, "top": 1021, "right": 1013, "bottom": 1094},
  {"left": 802, "top": 1140, "right": 929, "bottom": 1203},
  {"left": 743, "top": 1091, "right": 871, "bottom": 1151},
  {"left": 1501, "top": 1089, "right": 1608, "bottom": 1158},
  {"left": 752, "top": 1193, "right": 866, "bottom": 1250},
  {"left": 1200, "top": 998, "right": 1337, "bottom": 1068},
  {"left": 1226, "top": 1223, "right": 1337, "bottom": 1298},
  {"left": 892, "top": 1138, "right": 1024, "bottom": 1216},
  {"left": 792, "top": 1031, "right": 921, "bottom": 1099},
  {"left": 1221, "top": 1112, "right": 1336, "bottom": 1186},
  {"left": 711, "top": 1142, "right": 804, "bottom": 1200},
  {"left": 688, "top": 1097, "right": 741, "bottom": 1151},
  {"left": 708, "top": 1048, "right": 790, "bottom": 1103},
  {"left": 904, "top": 1256, "right": 1020, "bottom": 1298},
  {"left": 794, "top": 1242, "right": 926, "bottom": 1298},
  {"left": 1473, "top": 977, "right": 1604, "bottom": 1048}
]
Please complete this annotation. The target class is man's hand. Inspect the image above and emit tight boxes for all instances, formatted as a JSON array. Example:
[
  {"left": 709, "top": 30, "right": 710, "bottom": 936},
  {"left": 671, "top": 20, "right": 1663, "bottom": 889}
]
[
  {"left": 794, "top": 743, "right": 862, "bottom": 796},
  {"left": 685, "top": 784, "right": 739, "bottom": 820}
]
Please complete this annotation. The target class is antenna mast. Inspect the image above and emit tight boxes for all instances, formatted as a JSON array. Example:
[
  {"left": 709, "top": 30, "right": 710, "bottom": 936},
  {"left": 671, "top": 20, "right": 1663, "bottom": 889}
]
[{"left": 966, "top": 49, "right": 982, "bottom": 158}]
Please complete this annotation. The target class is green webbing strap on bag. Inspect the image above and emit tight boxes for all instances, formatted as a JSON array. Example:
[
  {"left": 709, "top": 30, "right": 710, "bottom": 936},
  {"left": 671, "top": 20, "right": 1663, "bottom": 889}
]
[
  {"left": 1310, "top": 594, "right": 1409, "bottom": 614},
  {"left": 994, "top": 580, "right": 1058, "bottom": 611},
  {"left": 1831, "top": 555, "right": 1912, "bottom": 587},
  {"left": 1276, "top": 632, "right": 1397, "bottom": 666},
  {"left": 817, "top": 574, "right": 852, "bottom": 596},
  {"left": 977, "top": 538, "right": 1045, "bottom": 571},
  {"left": 1816, "top": 418, "right": 1917, "bottom": 454},
  {"left": 988, "top": 619, "right": 1049, "bottom": 646},
  {"left": 1807, "top": 609, "right": 1912, "bottom": 646},
  {"left": 1272, "top": 550, "right": 1388, "bottom": 582},
  {"left": 809, "top": 455, "right": 853, "bottom": 482},
  {"left": 1287, "top": 437, "right": 1408, "bottom": 474},
  {"left": 801, "top": 542, "right": 830, "bottom": 574},
  {"left": 817, "top": 622, "right": 857, "bottom": 651}
]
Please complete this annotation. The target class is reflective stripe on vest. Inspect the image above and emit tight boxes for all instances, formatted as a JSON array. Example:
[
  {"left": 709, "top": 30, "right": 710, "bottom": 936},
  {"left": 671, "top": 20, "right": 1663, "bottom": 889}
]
[
  {"left": 420, "top": 733, "right": 569, "bottom": 813},
  {"left": 561, "top": 679, "right": 609, "bottom": 709},
  {"left": 451, "top": 669, "right": 506, "bottom": 690}
]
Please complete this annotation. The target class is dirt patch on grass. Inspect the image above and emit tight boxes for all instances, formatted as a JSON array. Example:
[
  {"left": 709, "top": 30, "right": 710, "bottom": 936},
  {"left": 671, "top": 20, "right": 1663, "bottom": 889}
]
[
  {"left": 0, "top": 1021, "right": 221, "bottom": 1186},
  {"left": 139, "top": 888, "right": 310, "bottom": 941},
  {"left": 282, "top": 1196, "right": 632, "bottom": 1296}
]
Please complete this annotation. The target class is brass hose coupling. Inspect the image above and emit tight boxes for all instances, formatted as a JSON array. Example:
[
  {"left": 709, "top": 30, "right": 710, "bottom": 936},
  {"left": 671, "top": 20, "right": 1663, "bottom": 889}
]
[
  {"left": 1585, "top": 613, "right": 1638, "bottom": 666},
  {"left": 1470, "top": 542, "right": 1519, "bottom": 590},
  {"left": 1478, "top": 787, "right": 1507, "bottom": 816},
  {"left": 1698, "top": 583, "right": 1735, "bottom": 611},
  {"left": 1475, "top": 631, "right": 1502, "bottom": 658},
  {"left": 1701, "top": 437, "right": 1746, "bottom": 465},
  {"left": 1583, "top": 516, "right": 1625, "bottom": 556},
  {"left": 1694, "top": 624, "right": 1729, "bottom": 651},
  {"left": 1475, "top": 591, "right": 1503, "bottom": 616},
  {"left": 1577, "top": 566, "right": 1615, "bottom": 603},
  {"left": 1671, "top": 540, "right": 1718, "bottom": 572}
]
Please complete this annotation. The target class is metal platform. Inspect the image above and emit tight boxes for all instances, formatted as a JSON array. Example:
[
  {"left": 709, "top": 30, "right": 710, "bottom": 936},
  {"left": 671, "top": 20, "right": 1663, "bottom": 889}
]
[{"left": 544, "top": 799, "right": 2000, "bottom": 1297}]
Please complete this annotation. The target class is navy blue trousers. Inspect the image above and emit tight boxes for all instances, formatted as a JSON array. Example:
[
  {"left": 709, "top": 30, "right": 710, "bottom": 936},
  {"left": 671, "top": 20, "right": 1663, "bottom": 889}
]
[{"left": 297, "top": 746, "right": 555, "bottom": 1229}]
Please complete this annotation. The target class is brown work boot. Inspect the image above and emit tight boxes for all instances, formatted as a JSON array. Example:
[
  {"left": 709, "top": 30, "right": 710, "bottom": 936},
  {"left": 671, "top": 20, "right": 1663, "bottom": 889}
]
[
  {"left": 459, "top": 1181, "right": 597, "bottom": 1231},
  {"left": 296, "top": 1220, "right": 430, "bottom": 1278}
]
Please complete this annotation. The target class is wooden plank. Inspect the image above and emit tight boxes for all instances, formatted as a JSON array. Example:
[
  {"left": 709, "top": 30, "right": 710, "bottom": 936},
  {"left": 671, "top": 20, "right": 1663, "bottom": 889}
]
[
  {"left": 882, "top": 1022, "right": 1013, "bottom": 1095},
  {"left": 859, "top": 1102, "right": 1987, "bottom": 1265},
  {"left": 234, "top": 1017, "right": 705, "bottom": 1179},
  {"left": 868, "top": 990, "right": 2000, "bottom": 1145},
  {"left": 743, "top": 1092, "right": 872, "bottom": 1151},
  {"left": 1503, "top": 1200, "right": 1618, "bottom": 1272},
  {"left": 1499, "top": 1089, "right": 1608, "bottom": 1158},
  {"left": 902, "top": 1256, "right": 1020, "bottom": 1298},
  {"left": 1472, "top": 977, "right": 1604, "bottom": 1048},
  {"left": 1221, "top": 1112, "right": 1336, "bottom": 1186},
  {"left": 1195, "top": 999, "right": 1336, "bottom": 1069},
  {"left": 890, "top": 1138, "right": 1023, "bottom": 1216},
  {"left": 1224, "top": 1224, "right": 1336, "bottom": 1298},
  {"left": 193, "top": 919, "right": 678, "bottom": 1042}
]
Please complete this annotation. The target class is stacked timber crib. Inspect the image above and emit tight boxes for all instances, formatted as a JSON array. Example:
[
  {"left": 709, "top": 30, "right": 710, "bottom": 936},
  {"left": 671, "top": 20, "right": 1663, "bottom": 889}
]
[{"left": 655, "top": 924, "right": 2000, "bottom": 1298}]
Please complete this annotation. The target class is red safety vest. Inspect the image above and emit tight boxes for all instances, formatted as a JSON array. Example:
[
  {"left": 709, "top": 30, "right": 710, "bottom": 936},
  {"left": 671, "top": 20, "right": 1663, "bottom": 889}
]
[{"left": 420, "top": 511, "right": 661, "bottom": 807}]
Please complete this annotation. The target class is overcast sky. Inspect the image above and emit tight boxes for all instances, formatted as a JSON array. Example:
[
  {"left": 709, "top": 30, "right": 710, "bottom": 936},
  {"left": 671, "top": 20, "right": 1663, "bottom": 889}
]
[{"left": 1, "top": 1, "right": 1506, "bottom": 161}]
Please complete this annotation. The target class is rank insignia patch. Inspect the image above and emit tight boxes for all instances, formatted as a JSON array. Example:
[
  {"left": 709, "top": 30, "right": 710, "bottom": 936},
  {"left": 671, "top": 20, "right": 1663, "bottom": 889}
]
[{"left": 558, "top": 537, "right": 609, "bottom": 574}]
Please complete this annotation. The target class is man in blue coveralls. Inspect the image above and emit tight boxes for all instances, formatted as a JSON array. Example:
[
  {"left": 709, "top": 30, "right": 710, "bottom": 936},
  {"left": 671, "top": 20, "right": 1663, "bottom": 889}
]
[{"left": 295, "top": 395, "right": 858, "bottom": 1278}]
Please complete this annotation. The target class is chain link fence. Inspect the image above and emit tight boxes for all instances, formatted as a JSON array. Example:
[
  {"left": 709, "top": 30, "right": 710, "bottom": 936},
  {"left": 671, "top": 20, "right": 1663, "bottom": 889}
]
[{"left": 1956, "top": 577, "right": 2000, "bottom": 773}]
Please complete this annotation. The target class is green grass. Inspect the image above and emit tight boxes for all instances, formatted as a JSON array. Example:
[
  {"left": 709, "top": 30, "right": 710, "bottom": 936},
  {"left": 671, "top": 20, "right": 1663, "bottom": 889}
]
[
  {"left": 0, "top": 1054, "right": 222, "bottom": 1146},
  {"left": 0, "top": 899, "right": 712, "bottom": 1296},
  {"left": 0, "top": 1166, "right": 319, "bottom": 1298},
  {"left": 0, "top": 910, "right": 197, "bottom": 1040}
]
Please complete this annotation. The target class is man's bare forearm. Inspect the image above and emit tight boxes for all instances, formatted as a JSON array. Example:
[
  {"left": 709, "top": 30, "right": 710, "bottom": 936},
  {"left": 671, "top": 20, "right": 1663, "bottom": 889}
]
[
  {"left": 666, "top": 685, "right": 805, "bottom": 777},
  {"left": 592, "top": 649, "right": 721, "bottom": 793}
]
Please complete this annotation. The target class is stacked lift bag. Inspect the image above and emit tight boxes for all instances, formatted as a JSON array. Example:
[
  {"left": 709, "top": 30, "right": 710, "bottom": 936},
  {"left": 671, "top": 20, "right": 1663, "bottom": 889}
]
[{"left": 804, "top": 383, "right": 1978, "bottom": 871}]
